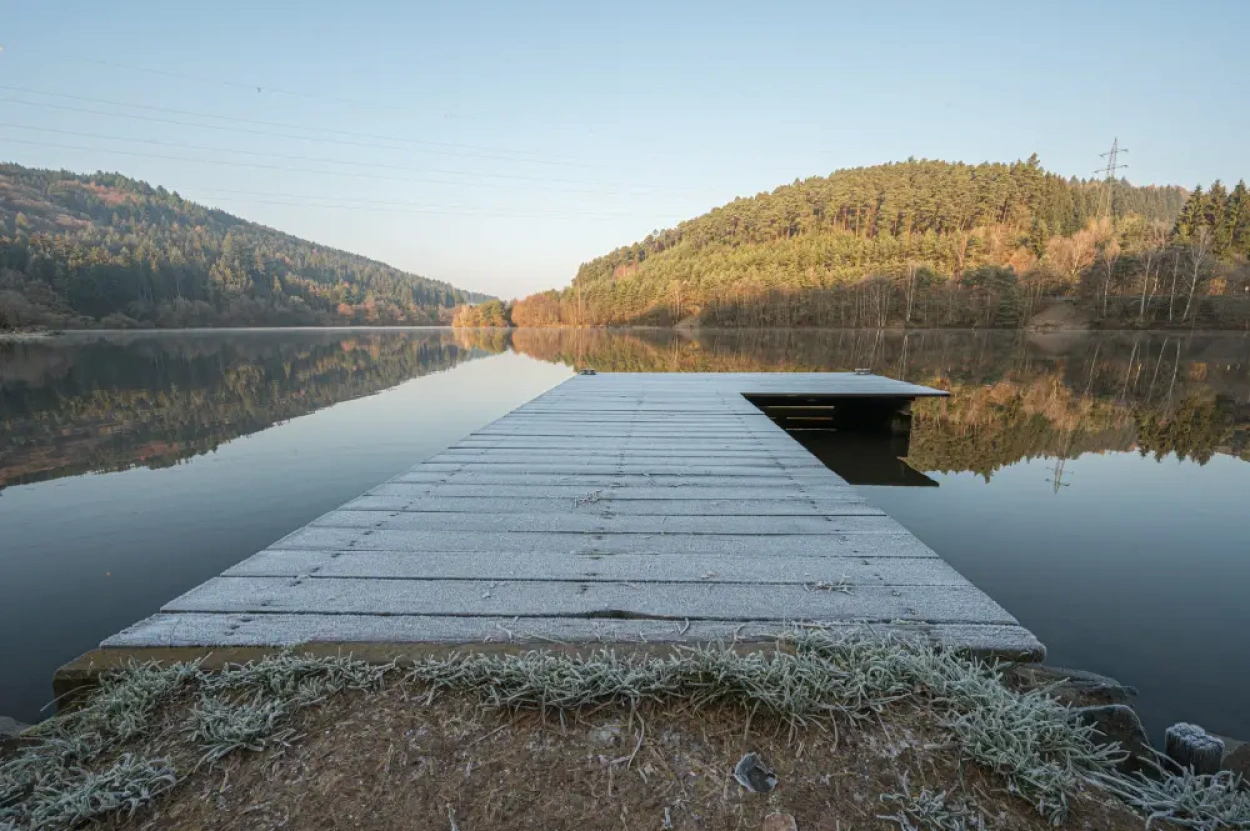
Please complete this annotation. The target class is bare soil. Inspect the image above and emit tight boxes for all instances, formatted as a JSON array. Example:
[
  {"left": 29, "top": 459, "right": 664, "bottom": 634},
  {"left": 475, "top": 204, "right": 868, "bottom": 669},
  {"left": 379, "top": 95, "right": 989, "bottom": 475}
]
[
  {"left": 98, "top": 682, "right": 1156, "bottom": 831},
  {"left": 1027, "top": 299, "right": 1093, "bottom": 331}
]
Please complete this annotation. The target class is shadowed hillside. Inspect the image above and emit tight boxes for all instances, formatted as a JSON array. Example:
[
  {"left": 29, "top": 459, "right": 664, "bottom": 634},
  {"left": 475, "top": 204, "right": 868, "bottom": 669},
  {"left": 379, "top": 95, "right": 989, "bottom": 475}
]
[{"left": 0, "top": 164, "right": 491, "bottom": 329}]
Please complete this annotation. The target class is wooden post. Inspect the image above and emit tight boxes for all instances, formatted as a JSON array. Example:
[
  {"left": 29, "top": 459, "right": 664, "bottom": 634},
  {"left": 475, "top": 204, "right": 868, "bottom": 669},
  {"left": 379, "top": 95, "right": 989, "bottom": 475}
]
[{"left": 1165, "top": 723, "right": 1225, "bottom": 775}]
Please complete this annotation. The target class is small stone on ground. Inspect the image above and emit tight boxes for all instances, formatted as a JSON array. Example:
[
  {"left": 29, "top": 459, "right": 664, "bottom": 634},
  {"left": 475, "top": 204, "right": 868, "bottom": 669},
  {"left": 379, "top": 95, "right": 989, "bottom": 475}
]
[
  {"left": 0, "top": 716, "right": 30, "bottom": 737},
  {"left": 0, "top": 716, "right": 33, "bottom": 761},
  {"left": 734, "top": 752, "right": 778, "bottom": 793},
  {"left": 1074, "top": 704, "right": 1153, "bottom": 774},
  {"left": 1220, "top": 738, "right": 1250, "bottom": 788},
  {"left": 761, "top": 813, "right": 798, "bottom": 831},
  {"left": 587, "top": 723, "right": 623, "bottom": 747},
  {"left": 1010, "top": 664, "right": 1136, "bottom": 707}
]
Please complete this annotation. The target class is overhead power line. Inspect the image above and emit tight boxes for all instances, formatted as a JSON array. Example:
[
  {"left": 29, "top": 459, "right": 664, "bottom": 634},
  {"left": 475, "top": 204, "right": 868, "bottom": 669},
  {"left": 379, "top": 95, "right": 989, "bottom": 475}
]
[
  {"left": 0, "top": 122, "right": 682, "bottom": 194},
  {"left": 190, "top": 186, "right": 671, "bottom": 218},
  {"left": 202, "top": 195, "right": 677, "bottom": 222},
  {"left": 0, "top": 84, "right": 592, "bottom": 167},
  {"left": 0, "top": 135, "right": 676, "bottom": 198},
  {"left": 76, "top": 58, "right": 361, "bottom": 104},
  {"left": 73, "top": 57, "right": 477, "bottom": 122},
  {"left": 1, "top": 95, "right": 586, "bottom": 174}
]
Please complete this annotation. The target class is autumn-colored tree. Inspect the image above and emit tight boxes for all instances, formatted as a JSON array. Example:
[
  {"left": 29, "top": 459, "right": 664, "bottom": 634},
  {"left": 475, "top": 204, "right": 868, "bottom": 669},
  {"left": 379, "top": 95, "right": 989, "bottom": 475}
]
[{"left": 509, "top": 157, "right": 1190, "bottom": 330}]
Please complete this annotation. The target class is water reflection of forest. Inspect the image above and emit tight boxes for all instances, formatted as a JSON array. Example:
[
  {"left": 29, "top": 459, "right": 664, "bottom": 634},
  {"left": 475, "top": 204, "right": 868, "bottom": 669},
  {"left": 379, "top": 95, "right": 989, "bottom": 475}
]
[
  {"left": 0, "top": 331, "right": 491, "bottom": 488},
  {"left": 2, "top": 329, "right": 1247, "bottom": 489},
  {"left": 484, "top": 328, "right": 1250, "bottom": 479}
]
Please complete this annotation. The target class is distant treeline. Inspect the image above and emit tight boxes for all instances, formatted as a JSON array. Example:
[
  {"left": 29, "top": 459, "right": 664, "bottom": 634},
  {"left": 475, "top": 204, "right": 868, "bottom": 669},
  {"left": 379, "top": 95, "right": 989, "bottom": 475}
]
[
  {"left": 454, "top": 157, "right": 1250, "bottom": 329},
  {"left": 0, "top": 164, "right": 491, "bottom": 330}
]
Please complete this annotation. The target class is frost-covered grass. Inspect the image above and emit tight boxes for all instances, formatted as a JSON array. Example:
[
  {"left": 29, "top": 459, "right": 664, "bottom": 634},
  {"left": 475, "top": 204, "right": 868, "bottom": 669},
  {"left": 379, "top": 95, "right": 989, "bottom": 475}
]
[
  {"left": 404, "top": 632, "right": 1120, "bottom": 823},
  {"left": 0, "top": 662, "right": 199, "bottom": 831},
  {"left": 1, "top": 631, "right": 1247, "bottom": 830},
  {"left": 879, "top": 775, "right": 988, "bottom": 830},
  {"left": 1091, "top": 761, "right": 1250, "bottom": 830},
  {"left": 23, "top": 754, "right": 176, "bottom": 830},
  {"left": 0, "top": 655, "right": 387, "bottom": 830},
  {"left": 189, "top": 653, "right": 389, "bottom": 767}
]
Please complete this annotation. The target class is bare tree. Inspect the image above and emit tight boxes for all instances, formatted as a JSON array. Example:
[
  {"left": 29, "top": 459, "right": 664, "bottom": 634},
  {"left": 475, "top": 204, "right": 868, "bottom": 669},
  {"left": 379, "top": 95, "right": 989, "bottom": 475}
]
[
  {"left": 1138, "top": 220, "right": 1169, "bottom": 322},
  {"left": 1182, "top": 226, "right": 1213, "bottom": 323},
  {"left": 668, "top": 279, "right": 684, "bottom": 323},
  {"left": 867, "top": 275, "right": 892, "bottom": 327},
  {"left": 950, "top": 229, "right": 974, "bottom": 281},
  {"left": 900, "top": 262, "right": 921, "bottom": 325},
  {"left": 1120, "top": 337, "right": 1140, "bottom": 400},
  {"left": 1018, "top": 267, "right": 1048, "bottom": 324},
  {"left": 1167, "top": 247, "right": 1181, "bottom": 322},
  {"left": 1044, "top": 227, "right": 1098, "bottom": 285},
  {"left": 1097, "top": 235, "right": 1122, "bottom": 318}
]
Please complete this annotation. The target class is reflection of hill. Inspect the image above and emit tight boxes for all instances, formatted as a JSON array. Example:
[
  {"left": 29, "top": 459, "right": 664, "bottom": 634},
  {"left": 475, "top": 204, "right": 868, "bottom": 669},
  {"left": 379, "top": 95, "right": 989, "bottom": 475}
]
[
  {"left": 0, "top": 331, "right": 494, "bottom": 488},
  {"left": 503, "top": 328, "right": 1250, "bottom": 478},
  {"left": 5, "top": 328, "right": 1246, "bottom": 489},
  {"left": 453, "top": 328, "right": 512, "bottom": 355}
]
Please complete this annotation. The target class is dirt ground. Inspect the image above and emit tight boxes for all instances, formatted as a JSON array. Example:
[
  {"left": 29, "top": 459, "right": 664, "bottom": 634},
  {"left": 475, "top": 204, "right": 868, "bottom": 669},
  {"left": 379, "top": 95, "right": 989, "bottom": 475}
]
[
  {"left": 95, "top": 682, "right": 1157, "bottom": 831},
  {"left": 1027, "top": 299, "right": 1093, "bottom": 331}
]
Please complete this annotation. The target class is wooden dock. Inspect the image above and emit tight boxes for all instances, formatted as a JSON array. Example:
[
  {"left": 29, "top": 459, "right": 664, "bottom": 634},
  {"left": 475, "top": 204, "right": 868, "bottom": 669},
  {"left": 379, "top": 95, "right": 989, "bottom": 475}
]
[{"left": 100, "top": 373, "right": 1043, "bottom": 660}]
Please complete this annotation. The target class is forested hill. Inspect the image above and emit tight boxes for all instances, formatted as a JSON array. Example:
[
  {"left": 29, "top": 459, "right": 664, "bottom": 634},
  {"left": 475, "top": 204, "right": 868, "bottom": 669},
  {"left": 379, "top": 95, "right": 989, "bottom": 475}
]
[
  {"left": 0, "top": 164, "right": 491, "bottom": 329},
  {"left": 505, "top": 156, "right": 1217, "bottom": 328}
]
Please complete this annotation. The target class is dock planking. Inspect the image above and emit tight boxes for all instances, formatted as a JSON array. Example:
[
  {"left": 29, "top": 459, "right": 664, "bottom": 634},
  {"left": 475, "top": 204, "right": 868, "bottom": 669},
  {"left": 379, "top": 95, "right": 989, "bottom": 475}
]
[{"left": 101, "top": 372, "right": 1044, "bottom": 660}]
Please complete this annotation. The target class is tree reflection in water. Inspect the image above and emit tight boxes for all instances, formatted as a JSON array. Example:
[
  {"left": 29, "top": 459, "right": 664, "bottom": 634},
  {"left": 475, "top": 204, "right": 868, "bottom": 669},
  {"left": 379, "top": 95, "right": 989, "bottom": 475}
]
[{"left": 2, "top": 328, "right": 1246, "bottom": 491}]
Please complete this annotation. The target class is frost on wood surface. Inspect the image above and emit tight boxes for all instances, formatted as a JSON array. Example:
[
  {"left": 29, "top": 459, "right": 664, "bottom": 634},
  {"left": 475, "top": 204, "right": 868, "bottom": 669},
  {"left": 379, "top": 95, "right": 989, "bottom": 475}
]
[{"left": 1165, "top": 723, "right": 1227, "bottom": 777}]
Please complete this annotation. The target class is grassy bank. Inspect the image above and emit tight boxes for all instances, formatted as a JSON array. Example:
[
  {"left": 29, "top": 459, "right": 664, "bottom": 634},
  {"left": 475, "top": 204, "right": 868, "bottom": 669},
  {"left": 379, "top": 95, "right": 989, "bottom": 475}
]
[{"left": 2, "top": 632, "right": 1246, "bottom": 830}]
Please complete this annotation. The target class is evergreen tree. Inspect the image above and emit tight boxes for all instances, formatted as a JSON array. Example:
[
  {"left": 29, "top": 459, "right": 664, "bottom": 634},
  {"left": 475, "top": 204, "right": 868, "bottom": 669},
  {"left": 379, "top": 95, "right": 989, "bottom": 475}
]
[
  {"left": 508, "top": 157, "right": 1194, "bottom": 329},
  {"left": 1174, "top": 185, "right": 1206, "bottom": 241},
  {"left": 1225, "top": 181, "right": 1250, "bottom": 257},
  {"left": 1207, "top": 181, "right": 1232, "bottom": 255},
  {"left": 0, "top": 164, "right": 491, "bottom": 329}
]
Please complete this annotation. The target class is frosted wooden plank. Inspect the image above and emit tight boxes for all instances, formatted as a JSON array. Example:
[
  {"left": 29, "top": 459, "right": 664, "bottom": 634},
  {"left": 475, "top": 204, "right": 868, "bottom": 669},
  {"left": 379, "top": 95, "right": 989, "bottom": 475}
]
[
  {"left": 366, "top": 484, "right": 859, "bottom": 500},
  {"left": 102, "top": 614, "right": 1038, "bottom": 660},
  {"left": 225, "top": 550, "right": 964, "bottom": 584},
  {"left": 271, "top": 527, "right": 939, "bottom": 558},
  {"left": 394, "top": 473, "right": 812, "bottom": 487},
  {"left": 416, "top": 463, "right": 814, "bottom": 476},
  {"left": 310, "top": 510, "right": 907, "bottom": 535},
  {"left": 165, "top": 577, "right": 1018, "bottom": 624},
  {"left": 341, "top": 496, "right": 884, "bottom": 516},
  {"left": 440, "top": 449, "right": 823, "bottom": 460}
]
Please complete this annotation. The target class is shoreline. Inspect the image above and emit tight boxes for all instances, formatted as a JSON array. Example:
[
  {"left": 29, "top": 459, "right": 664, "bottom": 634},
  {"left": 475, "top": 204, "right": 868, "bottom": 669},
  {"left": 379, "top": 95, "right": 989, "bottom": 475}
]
[
  {"left": 0, "top": 331, "right": 52, "bottom": 342},
  {"left": 5, "top": 323, "right": 1250, "bottom": 338},
  {"left": 3, "top": 636, "right": 1247, "bottom": 830}
]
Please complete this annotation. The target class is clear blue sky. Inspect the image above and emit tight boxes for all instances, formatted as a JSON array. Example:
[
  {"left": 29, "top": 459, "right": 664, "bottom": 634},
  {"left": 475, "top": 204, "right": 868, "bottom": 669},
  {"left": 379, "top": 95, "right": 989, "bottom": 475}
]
[{"left": 3, "top": 0, "right": 1247, "bottom": 298}]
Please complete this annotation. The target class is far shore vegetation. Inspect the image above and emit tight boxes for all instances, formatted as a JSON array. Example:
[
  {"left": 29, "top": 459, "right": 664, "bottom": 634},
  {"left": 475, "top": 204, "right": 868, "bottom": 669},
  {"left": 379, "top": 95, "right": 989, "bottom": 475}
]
[
  {"left": 454, "top": 157, "right": 1250, "bottom": 331},
  {"left": 0, "top": 165, "right": 490, "bottom": 332}
]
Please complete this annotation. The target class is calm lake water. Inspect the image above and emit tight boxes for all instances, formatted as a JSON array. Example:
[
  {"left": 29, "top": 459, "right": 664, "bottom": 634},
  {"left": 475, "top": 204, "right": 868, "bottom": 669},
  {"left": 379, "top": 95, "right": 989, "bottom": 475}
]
[{"left": 2, "top": 327, "right": 1248, "bottom": 741}]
